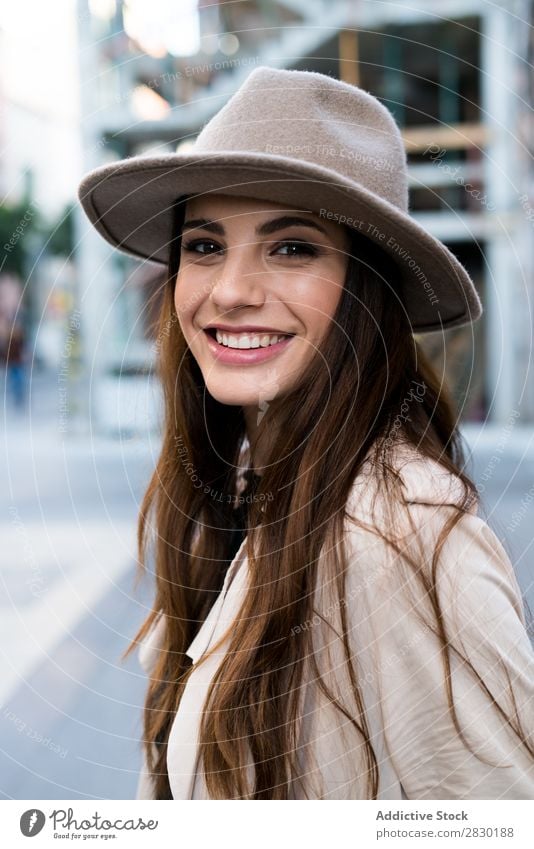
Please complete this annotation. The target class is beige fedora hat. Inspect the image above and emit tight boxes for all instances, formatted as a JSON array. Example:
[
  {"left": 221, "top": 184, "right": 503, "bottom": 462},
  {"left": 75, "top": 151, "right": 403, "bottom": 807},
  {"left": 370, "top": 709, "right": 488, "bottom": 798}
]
[{"left": 77, "top": 65, "right": 482, "bottom": 333}]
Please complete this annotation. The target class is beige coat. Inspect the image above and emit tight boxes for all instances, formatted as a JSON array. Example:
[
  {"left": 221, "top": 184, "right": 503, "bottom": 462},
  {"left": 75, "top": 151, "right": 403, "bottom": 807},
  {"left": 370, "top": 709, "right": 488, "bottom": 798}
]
[{"left": 135, "top": 442, "right": 534, "bottom": 799}]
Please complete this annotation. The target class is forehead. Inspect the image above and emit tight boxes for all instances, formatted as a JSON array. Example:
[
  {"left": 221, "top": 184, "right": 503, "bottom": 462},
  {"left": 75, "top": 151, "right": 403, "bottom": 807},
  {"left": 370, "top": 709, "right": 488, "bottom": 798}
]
[
  {"left": 184, "top": 192, "right": 314, "bottom": 217},
  {"left": 182, "top": 193, "right": 350, "bottom": 244}
]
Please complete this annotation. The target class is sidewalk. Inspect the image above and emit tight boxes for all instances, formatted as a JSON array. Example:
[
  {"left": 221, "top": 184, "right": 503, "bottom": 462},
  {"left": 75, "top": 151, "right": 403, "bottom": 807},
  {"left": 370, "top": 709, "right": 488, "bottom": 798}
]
[{"left": 1, "top": 368, "right": 155, "bottom": 799}]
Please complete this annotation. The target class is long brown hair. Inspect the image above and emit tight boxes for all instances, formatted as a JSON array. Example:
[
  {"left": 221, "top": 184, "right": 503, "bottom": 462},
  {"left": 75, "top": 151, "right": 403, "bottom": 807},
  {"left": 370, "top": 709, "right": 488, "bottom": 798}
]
[{"left": 124, "top": 196, "right": 534, "bottom": 799}]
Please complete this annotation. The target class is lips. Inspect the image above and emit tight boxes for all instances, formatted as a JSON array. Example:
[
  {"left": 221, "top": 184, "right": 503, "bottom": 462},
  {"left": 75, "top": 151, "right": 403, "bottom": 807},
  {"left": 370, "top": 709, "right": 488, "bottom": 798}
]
[{"left": 202, "top": 327, "right": 295, "bottom": 364}]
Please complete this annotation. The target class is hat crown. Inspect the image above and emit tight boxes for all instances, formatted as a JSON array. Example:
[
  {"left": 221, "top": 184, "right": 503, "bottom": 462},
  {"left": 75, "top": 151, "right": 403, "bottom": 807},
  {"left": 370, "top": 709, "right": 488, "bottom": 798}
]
[{"left": 194, "top": 66, "right": 409, "bottom": 211}]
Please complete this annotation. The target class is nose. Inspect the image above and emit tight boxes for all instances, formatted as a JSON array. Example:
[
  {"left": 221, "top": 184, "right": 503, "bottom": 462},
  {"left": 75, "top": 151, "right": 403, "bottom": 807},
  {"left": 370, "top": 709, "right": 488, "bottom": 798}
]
[{"left": 208, "top": 245, "right": 267, "bottom": 311}]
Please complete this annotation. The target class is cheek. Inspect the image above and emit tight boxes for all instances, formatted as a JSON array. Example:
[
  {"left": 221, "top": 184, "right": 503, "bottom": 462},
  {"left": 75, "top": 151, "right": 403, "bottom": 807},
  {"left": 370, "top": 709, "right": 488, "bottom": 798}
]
[
  {"left": 291, "top": 268, "right": 345, "bottom": 334},
  {"left": 319, "top": 278, "right": 345, "bottom": 316},
  {"left": 316, "top": 258, "right": 347, "bottom": 321}
]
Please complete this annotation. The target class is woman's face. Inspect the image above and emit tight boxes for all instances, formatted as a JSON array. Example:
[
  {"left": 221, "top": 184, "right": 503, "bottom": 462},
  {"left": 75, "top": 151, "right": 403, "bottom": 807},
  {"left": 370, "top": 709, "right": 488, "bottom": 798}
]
[{"left": 174, "top": 193, "right": 350, "bottom": 410}]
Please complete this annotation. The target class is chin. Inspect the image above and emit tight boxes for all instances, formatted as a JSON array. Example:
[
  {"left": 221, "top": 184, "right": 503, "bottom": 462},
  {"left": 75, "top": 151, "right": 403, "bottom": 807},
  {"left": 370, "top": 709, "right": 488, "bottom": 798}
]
[{"left": 203, "top": 381, "right": 265, "bottom": 408}]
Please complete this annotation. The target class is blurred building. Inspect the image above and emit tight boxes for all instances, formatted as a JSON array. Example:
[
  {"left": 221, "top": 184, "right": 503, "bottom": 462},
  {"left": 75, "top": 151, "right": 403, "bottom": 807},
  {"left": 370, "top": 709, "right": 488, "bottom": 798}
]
[
  {"left": 0, "top": 2, "right": 82, "bottom": 384},
  {"left": 0, "top": 1, "right": 81, "bottom": 220},
  {"left": 75, "top": 0, "right": 534, "bottom": 433}
]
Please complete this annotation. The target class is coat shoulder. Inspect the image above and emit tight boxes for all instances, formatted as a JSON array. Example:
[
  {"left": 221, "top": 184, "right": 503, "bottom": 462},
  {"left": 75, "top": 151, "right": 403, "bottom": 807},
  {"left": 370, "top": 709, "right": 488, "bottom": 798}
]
[
  {"left": 346, "top": 439, "right": 477, "bottom": 522},
  {"left": 392, "top": 442, "right": 475, "bottom": 508}
]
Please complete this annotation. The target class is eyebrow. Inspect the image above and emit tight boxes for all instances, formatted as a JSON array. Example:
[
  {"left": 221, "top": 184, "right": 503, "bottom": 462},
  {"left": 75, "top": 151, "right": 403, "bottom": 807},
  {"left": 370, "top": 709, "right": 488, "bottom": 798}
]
[{"left": 181, "top": 214, "right": 329, "bottom": 238}]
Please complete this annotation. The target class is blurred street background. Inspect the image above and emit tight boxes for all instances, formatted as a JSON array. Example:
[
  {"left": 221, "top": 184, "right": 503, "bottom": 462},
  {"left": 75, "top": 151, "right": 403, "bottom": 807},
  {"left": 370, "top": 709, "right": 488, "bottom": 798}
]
[{"left": 1, "top": 0, "right": 534, "bottom": 799}]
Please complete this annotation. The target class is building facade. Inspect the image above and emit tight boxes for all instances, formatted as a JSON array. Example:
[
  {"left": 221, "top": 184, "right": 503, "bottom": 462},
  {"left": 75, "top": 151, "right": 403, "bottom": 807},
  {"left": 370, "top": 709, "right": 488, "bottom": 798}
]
[{"left": 75, "top": 0, "right": 534, "bottom": 432}]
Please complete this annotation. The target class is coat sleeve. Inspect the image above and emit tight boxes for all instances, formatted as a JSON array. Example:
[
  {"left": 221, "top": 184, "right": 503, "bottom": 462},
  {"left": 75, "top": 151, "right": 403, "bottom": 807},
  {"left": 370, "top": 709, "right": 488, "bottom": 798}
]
[
  {"left": 346, "top": 502, "right": 534, "bottom": 800},
  {"left": 135, "top": 612, "right": 166, "bottom": 800}
]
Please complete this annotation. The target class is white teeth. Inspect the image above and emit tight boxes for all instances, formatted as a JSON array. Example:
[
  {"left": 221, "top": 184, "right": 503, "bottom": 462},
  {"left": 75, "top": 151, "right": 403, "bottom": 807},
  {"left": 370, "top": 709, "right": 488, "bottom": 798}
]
[{"left": 214, "top": 330, "right": 290, "bottom": 349}]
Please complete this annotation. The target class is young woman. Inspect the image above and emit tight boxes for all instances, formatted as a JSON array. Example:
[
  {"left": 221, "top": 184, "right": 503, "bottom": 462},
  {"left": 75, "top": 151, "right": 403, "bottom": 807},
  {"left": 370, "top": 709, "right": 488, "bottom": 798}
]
[{"left": 78, "top": 66, "right": 534, "bottom": 800}]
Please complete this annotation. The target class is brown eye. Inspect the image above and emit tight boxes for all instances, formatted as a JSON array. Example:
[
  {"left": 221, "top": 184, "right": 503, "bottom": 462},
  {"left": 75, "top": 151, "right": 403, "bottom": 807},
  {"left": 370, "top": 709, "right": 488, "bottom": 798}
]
[
  {"left": 182, "top": 239, "right": 222, "bottom": 255},
  {"left": 273, "top": 240, "right": 319, "bottom": 257}
]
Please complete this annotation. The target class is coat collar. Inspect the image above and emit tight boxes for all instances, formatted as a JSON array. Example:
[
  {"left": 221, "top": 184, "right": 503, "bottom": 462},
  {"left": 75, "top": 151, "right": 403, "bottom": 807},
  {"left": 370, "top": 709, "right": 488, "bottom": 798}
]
[
  {"left": 138, "top": 440, "right": 469, "bottom": 675},
  {"left": 185, "top": 533, "right": 249, "bottom": 663},
  {"left": 185, "top": 440, "right": 470, "bottom": 668}
]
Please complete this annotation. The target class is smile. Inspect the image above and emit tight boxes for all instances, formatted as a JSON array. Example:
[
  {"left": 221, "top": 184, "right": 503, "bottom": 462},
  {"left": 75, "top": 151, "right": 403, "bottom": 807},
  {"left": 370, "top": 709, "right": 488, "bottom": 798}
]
[
  {"left": 215, "top": 330, "right": 289, "bottom": 349},
  {"left": 203, "top": 328, "right": 295, "bottom": 364}
]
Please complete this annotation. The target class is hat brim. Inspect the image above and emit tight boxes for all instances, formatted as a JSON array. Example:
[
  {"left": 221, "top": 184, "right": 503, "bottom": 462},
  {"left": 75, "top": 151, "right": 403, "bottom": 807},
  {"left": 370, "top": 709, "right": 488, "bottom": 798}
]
[{"left": 77, "top": 151, "right": 482, "bottom": 333}]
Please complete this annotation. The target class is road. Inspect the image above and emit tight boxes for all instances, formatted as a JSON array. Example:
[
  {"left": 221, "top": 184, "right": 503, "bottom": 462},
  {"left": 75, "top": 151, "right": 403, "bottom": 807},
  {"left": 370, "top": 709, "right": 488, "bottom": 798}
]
[{"left": 0, "top": 368, "right": 533, "bottom": 799}]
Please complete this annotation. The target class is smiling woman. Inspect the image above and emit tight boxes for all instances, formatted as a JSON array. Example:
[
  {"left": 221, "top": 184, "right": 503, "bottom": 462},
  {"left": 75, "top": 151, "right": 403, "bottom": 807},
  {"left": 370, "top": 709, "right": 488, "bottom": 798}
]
[{"left": 77, "top": 65, "right": 534, "bottom": 801}]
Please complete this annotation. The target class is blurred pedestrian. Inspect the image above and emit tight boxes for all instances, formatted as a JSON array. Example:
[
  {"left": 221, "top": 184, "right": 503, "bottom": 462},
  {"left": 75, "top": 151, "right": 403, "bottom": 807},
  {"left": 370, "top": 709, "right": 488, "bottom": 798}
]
[{"left": 6, "top": 322, "right": 27, "bottom": 410}]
